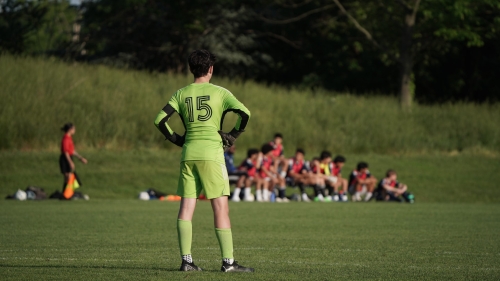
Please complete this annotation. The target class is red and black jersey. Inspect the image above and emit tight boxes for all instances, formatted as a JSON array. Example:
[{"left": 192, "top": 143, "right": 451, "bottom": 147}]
[
  {"left": 61, "top": 134, "right": 74, "bottom": 155},
  {"left": 332, "top": 163, "right": 342, "bottom": 176},
  {"left": 349, "top": 170, "right": 372, "bottom": 186},
  {"left": 259, "top": 156, "right": 273, "bottom": 178},
  {"left": 377, "top": 178, "right": 400, "bottom": 191},
  {"left": 239, "top": 158, "right": 257, "bottom": 177},
  {"left": 287, "top": 158, "right": 309, "bottom": 175},
  {"left": 269, "top": 141, "right": 284, "bottom": 157}
]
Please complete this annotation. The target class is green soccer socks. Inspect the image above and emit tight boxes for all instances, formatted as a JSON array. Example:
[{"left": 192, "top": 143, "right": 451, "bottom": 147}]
[
  {"left": 177, "top": 219, "right": 192, "bottom": 260},
  {"left": 215, "top": 228, "right": 234, "bottom": 260}
]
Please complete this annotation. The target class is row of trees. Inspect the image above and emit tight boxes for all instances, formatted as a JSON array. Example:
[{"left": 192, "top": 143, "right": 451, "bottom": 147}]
[{"left": 1, "top": 0, "right": 499, "bottom": 105}]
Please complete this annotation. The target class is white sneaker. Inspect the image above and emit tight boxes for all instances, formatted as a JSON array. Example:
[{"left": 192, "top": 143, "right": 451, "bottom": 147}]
[
  {"left": 231, "top": 195, "right": 241, "bottom": 202},
  {"left": 281, "top": 197, "right": 289, "bottom": 203},
  {"left": 364, "top": 192, "right": 373, "bottom": 202},
  {"left": 333, "top": 195, "right": 339, "bottom": 202},
  {"left": 244, "top": 194, "right": 254, "bottom": 202},
  {"left": 256, "top": 192, "right": 263, "bottom": 202},
  {"left": 317, "top": 194, "right": 324, "bottom": 202},
  {"left": 353, "top": 192, "right": 361, "bottom": 202},
  {"left": 263, "top": 190, "right": 269, "bottom": 202},
  {"left": 341, "top": 194, "right": 348, "bottom": 202},
  {"left": 302, "top": 193, "right": 310, "bottom": 202},
  {"left": 276, "top": 197, "right": 283, "bottom": 202}
]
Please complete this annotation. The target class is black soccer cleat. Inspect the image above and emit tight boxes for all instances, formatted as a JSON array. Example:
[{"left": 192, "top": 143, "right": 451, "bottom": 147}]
[
  {"left": 221, "top": 260, "right": 254, "bottom": 273},
  {"left": 179, "top": 260, "right": 203, "bottom": 271}
]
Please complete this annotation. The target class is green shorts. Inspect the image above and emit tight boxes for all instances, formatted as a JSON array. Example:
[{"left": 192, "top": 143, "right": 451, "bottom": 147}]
[{"left": 177, "top": 161, "right": 230, "bottom": 199}]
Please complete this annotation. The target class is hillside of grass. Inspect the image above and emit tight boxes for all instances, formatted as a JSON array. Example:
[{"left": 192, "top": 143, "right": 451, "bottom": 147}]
[{"left": 1, "top": 55, "right": 499, "bottom": 154}]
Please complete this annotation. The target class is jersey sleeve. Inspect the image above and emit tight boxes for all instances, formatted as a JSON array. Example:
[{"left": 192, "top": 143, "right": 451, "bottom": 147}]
[
  {"left": 167, "top": 91, "right": 180, "bottom": 112},
  {"left": 154, "top": 92, "right": 184, "bottom": 147},
  {"left": 222, "top": 91, "right": 251, "bottom": 132}
]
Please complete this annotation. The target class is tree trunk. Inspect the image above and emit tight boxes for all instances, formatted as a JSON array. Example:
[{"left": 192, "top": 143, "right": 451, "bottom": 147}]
[
  {"left": 399, "top": 0, "right": 421, "bottom": 109},
  {"left": 399, "top": 12, "right": 415, "bottom": 109}
]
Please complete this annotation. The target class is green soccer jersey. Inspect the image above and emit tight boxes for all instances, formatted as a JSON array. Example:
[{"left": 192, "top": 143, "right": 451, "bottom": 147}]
[{"left": 154, "top": 83, "right": 250, "bottom": 164}]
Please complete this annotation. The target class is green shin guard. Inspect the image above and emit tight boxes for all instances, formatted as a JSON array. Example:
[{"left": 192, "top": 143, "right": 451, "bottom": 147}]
[{"left": 215, "top": 228, "right": 234, "bottom": 259}]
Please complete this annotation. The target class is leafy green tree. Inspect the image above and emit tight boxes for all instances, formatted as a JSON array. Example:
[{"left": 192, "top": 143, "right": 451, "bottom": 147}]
[
  {"left": 260, "top": 0, "right": 500, "bottom": 107},
  {"left": 0, "top": 0, "right": 47, "bottom": 53}
]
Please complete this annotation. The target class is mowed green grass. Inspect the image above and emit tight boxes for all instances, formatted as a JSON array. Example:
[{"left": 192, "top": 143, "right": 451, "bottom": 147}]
[
  {"left": 1, "top": 150, "right": 500, "bottom": 203},
  {"left": 0, "top": 201, "right": 499, "bottom": 280}
]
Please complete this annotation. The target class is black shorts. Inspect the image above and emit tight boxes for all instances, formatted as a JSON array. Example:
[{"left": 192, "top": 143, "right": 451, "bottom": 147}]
[{"left": 59, "top": 154, "right": 73, "bottom": 174}]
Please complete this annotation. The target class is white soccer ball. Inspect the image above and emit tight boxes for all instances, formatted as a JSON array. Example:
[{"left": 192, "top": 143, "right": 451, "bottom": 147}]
[
  {"left": 138, "top": 192, "right": 150, "bottom": 201},
  {"left": 15, "top": 189, "right": 27, "bottom": 201}
]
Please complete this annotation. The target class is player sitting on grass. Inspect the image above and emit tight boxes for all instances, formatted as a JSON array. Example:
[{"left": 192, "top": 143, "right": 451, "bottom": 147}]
[
  {"left": 224, "top": 145, "right": 250, "bottom": 202},
  {"left": 310, "top": 157, "right": 328, "bottom": 202},
  {"left": 348, "top": 162, "right": 377, "bottom": 202},
  {"left": 286, "top": 148, "right": 314, "bottom": 202},
  {"left": 256, "top": 143, "right": 288, "bottom": 202},
  {"left": 154, "top": 49, "right": 253, "bottom": 272},
  {"left": 269, "top": 133, "right": 288, "bottom": 180},
  {"left": 329, "top": 155, "right": 349, "bottom": 202},
  {"left": 236, "top": 148, "right": 261, "bottom": 202},
  {"left": 375, "top": 170, "right": 414, "bottom": 203}
]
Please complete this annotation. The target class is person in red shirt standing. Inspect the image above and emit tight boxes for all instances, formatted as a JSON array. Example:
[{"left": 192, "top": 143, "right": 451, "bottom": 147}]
[{"left": 60, "top": 123, "right": 87, "bottom": 192}]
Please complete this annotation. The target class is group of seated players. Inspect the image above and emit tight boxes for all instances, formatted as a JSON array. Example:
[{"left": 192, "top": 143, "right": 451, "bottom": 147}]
[{"left": 224, "top": 133, "right": 414, "bottom": 203}]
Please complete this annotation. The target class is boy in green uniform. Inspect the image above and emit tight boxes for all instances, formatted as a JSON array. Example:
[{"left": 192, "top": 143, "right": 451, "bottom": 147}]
[{"left": 154, "top": 50, "right": 253, "bottom": 273}]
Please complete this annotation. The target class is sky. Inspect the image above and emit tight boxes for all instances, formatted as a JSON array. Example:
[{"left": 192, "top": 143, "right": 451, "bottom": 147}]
[{"left": 70, "top": 0, "right": 81, "bottom": 5}]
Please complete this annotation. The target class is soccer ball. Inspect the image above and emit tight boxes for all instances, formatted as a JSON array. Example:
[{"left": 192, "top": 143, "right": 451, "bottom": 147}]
[
  {"left": 138, "top": 192, "right": 150, "bottom": 201},
  {"left": 15, "top": 189, "right": 27, "bottom": 201}
]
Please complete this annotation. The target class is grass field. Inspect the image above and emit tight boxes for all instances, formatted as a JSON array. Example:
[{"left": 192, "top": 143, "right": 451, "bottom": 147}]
[
  {"left": 0, "top": 200, "right": 499, "bottom": 280},
  {"left": 1, "top": 150, "right": 500, "bottom": 203}
]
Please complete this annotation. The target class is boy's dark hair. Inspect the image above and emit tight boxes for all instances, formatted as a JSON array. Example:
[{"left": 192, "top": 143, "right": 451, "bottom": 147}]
[
  {"left": 247, "top": 148, "right": 259, "bottom": 158},
  {"left": 274, "top": 133, "right": 283, "bottom": 139},
  {"left": 357, "top": 162, "right": 369, "bottom": 170},
  {"left": 296, "top": 148, "right": 305, "bottom": 155},
  {"left": 320, "top": 150, "right": 332, "bottom": 160},
  {"left": 386, "top": 169, "right": 397, "bottom": 177},
  {"left": 61, "top": 123, "right": 74, "bottom": 132},
  {"left": 333, "top": 155, "right": 346, "bottom": 163},
  {"left": 261, "top": 143, "right": 274, "bottom": 155},
  {"left": 188, "top": 50, "right": 216, "bottom": 78}
]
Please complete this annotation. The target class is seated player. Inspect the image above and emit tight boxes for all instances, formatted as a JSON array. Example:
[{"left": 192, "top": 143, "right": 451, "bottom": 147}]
[
  {"left": 269, "top": 133, "right": 287, "bottom": 180},
  {"left": 348, "top": 162, "right": 377, "bottom": 202},
  {"left": 375, "top": 170, "right": 414, "bottom": 203},
  {"left": 310, "top": 157, "right": 328, "bottom": 202},
  {"left": 286, "top": 148, "right": 315, "bottom": 202},
  {"left": 224, "top": 145, "right": 249, "bottom": 202},
  {"left": 237, "top": 148, "right": 262, "bottom": 202},
  {"left": 318, "top": 151, "right": 342, "bottom": 202},
  {"left": 256, "top": 143, "right": 288, "bottom": 202},
  {"left": 329, "top": 155, "right": 349, "bottom": 202}
]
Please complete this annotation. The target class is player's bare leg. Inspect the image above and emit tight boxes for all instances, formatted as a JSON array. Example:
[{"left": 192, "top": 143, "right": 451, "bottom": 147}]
[
  {"left": 211, "top": 196, "right": 231, "bottom": 228},
  {"left": 364, "top": 177, "right": 377, "bottom": 202},
  {"left": 242, "top": 177, "right": 254, "bottom": 201},
  {"left": 340, "top": 178, "right": 349, "bottom": 201},
  {"left": 231, "top": 175, "right": 247, "bottom": 202},
  {"left": 177, "top": 198, "right": 202, "bottom": 271},
  {"left": 211, "top": 196, "right": 254, "bottom": 272},
  {"left": 255, "top": 177, "right": 263, "bottom": 202}
]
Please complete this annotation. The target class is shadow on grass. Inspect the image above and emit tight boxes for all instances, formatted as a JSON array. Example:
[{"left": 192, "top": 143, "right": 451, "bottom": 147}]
[{"left": 0, "top": 263, "right": 221, "bottom": 273}]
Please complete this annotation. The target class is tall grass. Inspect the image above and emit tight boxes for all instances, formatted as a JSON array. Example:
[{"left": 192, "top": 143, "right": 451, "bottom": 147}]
[{"left": 1, "top": 55, "right": 499, "bottom": 154}]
